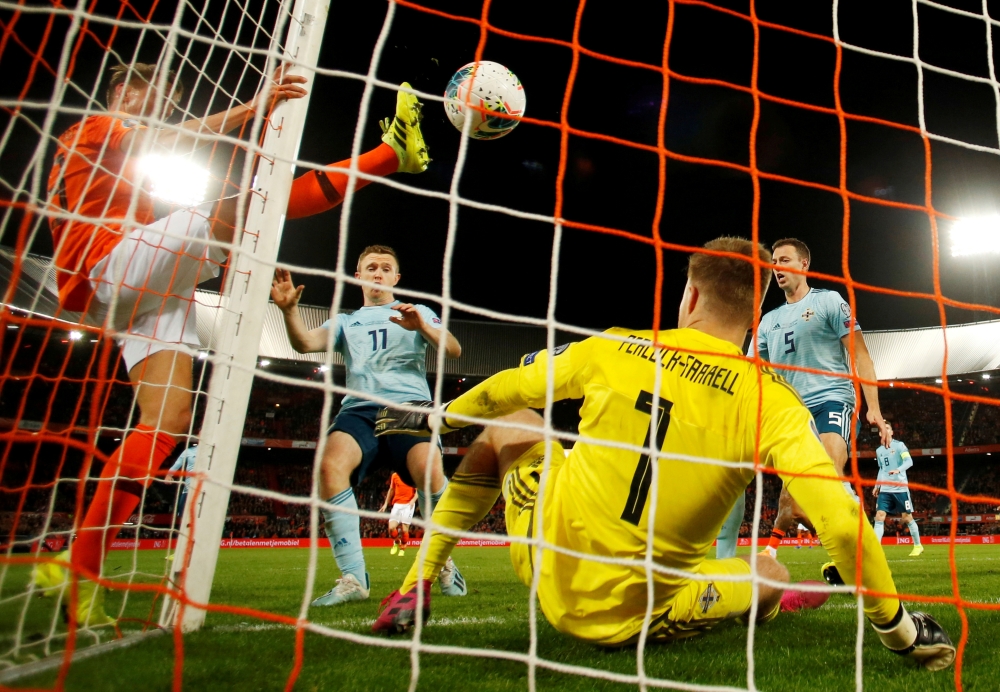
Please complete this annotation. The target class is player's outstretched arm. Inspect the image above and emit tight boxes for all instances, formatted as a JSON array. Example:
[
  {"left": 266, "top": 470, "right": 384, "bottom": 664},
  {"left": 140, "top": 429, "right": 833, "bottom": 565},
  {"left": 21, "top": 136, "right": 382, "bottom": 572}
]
[
  {"left": 844, "top": 331, "right": 892, "bottom": 447},
  {"left": 762, "top": 394, "right": 954, "bottom": 670},
  {"left": 120, "top": 63, "right": 308, "bottom": 154},
  {"left": 271, "top": 269, "right": 328, "bottom": 353},
  {"left": 376, "top": 340, "right": 588, "bottom": 437}
]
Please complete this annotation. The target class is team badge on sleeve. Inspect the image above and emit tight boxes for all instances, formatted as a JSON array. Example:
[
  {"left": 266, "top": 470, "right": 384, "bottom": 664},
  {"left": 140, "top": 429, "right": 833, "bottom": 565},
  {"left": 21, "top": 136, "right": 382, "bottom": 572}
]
[
  {"left": 840, "top": 303, "right": 852, "bottom": 318},
  {"left": 699, "top": 583, "right": 721, "bottom": 614},
  {"left": 523, "top": 343, "right": 570, "bottom": 366}
]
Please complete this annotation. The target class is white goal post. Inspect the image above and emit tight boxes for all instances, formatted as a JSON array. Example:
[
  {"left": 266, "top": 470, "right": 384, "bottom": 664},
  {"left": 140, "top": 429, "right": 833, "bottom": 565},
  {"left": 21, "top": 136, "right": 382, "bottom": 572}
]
[{"left": 158, "top": 0, "right": 330, "bottom": 633}]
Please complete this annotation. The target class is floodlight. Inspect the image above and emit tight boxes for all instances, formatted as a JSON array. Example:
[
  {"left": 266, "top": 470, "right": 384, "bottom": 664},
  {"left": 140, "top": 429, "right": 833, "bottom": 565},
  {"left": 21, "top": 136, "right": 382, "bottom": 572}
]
[
  {"left": 259, "top": 360, "right": 270, "bottom": 367},
  {"left": 139, "top": 154, "right": 209, "bottom": 207},
  {"left": 950, "top": 216, "right": 1000, "bottom": 257},
  {"left": 68, "top": 330, "right": 82, "bottom": 341}
]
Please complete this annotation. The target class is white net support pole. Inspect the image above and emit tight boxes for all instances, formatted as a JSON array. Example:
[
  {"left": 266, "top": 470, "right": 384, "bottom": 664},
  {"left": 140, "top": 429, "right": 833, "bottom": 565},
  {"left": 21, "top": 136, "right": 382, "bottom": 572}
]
[{"left": 159, "top": 0, "right": 330, "bottom": 633}]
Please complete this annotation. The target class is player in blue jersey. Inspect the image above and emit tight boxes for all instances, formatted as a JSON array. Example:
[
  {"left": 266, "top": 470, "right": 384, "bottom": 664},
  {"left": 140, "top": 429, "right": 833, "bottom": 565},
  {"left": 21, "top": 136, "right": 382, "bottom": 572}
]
[
  {"left": 874, "top": 438, "right": 923, "bottom": 557},
  {"left": 167, "top": 443, "right": 198, "bottom": 521},
  {"left": 716, "top": 238, "right": 893, "bottom": 560},
  {"left": 272, "top": 245, "right": 467, "bottom": 605}
]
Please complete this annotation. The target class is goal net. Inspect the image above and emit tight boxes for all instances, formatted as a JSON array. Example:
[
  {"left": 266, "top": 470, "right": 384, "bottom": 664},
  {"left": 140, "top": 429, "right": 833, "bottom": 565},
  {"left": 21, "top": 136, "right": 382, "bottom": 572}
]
[{"left": 1, "top": 0, "right": 999, "bottom": 690}]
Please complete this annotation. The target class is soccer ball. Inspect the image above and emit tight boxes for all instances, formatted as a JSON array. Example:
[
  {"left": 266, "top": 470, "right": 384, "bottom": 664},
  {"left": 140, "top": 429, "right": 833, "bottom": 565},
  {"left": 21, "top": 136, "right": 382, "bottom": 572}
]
[{"left": 444, "top": 61, "right": 525, "bottom": 140}]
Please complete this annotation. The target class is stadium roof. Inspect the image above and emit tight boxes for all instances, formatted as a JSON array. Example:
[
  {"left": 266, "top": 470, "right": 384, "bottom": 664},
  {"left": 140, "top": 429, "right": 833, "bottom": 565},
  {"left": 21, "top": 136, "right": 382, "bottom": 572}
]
[{"left": 2, "top": 247, "right": 998, "bottom": 380}]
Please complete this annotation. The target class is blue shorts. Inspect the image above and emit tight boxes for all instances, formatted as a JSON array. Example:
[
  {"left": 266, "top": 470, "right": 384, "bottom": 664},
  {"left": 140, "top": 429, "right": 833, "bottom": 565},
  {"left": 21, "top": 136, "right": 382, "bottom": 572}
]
[
  {"left": 328, "top": 404, "right": 439, "bottom": 487},
  {"left": 809, "top": 400, "right": 859, "bottom": 447},
  {"left": 876, "top": 491, "right": 914, "bottom": 515}
]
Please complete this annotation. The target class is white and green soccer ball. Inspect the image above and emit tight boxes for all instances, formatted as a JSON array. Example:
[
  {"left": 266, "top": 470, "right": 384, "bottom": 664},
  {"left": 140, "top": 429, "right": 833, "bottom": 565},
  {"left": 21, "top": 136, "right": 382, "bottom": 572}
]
[{"left": 444, "top": 61, "right": 525, "bottom": 140}]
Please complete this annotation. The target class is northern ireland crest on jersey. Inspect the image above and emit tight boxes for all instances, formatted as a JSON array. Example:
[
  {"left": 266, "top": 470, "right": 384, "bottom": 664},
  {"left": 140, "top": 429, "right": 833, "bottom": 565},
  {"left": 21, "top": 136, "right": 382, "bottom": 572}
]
[
  {"left": 698, "top": 583, "right": 721, "bottom": 614},
  {"left": 801, "top": 308, "right": 815, "bottom": 322}
]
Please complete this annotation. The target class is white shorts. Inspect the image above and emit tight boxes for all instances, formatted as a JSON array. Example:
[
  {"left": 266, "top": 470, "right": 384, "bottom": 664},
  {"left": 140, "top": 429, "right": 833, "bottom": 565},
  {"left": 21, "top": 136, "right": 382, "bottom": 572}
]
[
  {"left": 389, "top": 503, "right": 415, "bottom": 525},
  {"left": 84, "top": 204, "right": 227, "bottom": 372}
]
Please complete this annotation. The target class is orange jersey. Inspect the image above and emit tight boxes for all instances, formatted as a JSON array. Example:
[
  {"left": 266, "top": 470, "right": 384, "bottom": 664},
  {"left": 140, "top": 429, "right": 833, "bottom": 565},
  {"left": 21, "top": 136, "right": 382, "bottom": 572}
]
[
  {"left": 390, "top": 473, "right": 416, "bottom": 505},
  {"left": 47, "top": 113, "right": 154, "bottom": 311}
]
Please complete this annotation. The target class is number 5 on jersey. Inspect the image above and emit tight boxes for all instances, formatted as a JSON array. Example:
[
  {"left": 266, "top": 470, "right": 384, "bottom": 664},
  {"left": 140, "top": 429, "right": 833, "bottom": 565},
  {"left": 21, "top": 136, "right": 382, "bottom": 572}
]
[{"left": 621, "top": 390, "right": 673, "bottom": 526}]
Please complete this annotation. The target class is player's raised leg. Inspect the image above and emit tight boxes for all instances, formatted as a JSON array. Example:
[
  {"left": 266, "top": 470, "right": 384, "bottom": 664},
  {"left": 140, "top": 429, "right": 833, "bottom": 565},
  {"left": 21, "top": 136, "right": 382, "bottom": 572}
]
[
  {"left": 285, "top": 83, "right": 429, "bottom": 220},
  {"left": 311, "top": 430, "right": 369, "bottom": 606}
]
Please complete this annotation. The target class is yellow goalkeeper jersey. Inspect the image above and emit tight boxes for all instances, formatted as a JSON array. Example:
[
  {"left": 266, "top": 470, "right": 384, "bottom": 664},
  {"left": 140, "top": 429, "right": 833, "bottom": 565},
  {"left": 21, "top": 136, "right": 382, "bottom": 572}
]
[{"left": 446, "top": 327, "right": 899, "bottom": 644}]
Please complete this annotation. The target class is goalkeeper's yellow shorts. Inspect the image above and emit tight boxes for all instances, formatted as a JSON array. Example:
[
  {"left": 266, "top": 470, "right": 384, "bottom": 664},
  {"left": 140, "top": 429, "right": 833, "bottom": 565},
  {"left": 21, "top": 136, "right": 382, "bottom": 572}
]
[{"left": 502, "top": 441, "right": 759, "bottom": 646}]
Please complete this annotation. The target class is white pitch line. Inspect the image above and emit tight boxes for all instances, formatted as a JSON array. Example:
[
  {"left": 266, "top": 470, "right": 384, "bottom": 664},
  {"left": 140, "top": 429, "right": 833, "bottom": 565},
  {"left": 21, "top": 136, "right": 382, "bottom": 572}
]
[{"left": 210, "top": 615, "right": 508, "bottom": 633}]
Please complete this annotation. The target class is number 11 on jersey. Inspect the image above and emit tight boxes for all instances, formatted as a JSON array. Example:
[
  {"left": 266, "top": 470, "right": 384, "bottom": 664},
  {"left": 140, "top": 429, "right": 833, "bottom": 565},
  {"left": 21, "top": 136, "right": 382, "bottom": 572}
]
[
  {"left": 621, "top": 390, "right": 673, "bottom": 526},
  {"left": 369, "top": 328, "right": 388, "bottom": 351}
]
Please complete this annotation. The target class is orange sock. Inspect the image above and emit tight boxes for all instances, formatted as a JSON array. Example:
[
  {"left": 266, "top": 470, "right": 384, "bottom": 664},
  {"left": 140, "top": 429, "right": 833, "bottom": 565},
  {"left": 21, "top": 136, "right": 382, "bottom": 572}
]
[
  {"left": 390, "top": 528, "right": 399, "bottom": 540},
  {"left": 767, "top": 528, "right": 785, "bottom": 551},
  {"left": 285, "top": 144, "right": 398, "bottom": 219},
  {"left": 71, "top": 425, "right": 177, "bottom": 578}
]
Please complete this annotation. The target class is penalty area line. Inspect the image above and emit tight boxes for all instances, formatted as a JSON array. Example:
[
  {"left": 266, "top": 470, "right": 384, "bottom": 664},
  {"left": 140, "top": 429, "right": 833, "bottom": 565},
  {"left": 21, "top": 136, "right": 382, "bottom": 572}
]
[{"left": 0, "top": 629, "right": 165, "bottom": 684}]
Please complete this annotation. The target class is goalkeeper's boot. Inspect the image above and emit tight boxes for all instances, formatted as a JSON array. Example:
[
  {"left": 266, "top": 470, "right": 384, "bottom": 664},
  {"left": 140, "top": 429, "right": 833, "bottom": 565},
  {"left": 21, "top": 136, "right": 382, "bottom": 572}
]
[
  {"left": 31, "top": 552, "right": 69, "bottom": 597},
  {"left": 438, "top": 557, "right": 467, "bottom": 597},
  {"left": 398, "top": 547, "right": 406, "bottom": 557},
  {"left": 874, "top": 609, "right": 955, "bottom": 671},
  {"left": 909, "top": 544, "right": 925, "bottom": 557},
  {"left": 310, "top": 573, "right": 370, "bottom": 607},
  {"left": 821, "top": 561, "right": 845, "bottom": 587},
  {"left": 380, "top": 83, "right": 429, "bottom": 174},
  {"left": 372, "top": 581, "right": 432, "bottom": 635},
  {"left": 779, "top": 580, "right": 831, "bottom": 613},
  {"left": 64, "top": 580, "right": 116, "bottom": 628},
  {"left": 390, "top": 541, "right": 399, "bottom": 556}
]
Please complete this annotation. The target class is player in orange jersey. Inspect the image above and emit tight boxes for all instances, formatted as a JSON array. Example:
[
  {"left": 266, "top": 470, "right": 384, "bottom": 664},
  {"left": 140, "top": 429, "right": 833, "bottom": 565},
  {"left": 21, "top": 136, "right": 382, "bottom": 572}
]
[
  {"left": 32, "top": 60, "right": 430, "bottom": 627},
  {"left": 379, "top": 473, "right": 417, "bottom": 556}
]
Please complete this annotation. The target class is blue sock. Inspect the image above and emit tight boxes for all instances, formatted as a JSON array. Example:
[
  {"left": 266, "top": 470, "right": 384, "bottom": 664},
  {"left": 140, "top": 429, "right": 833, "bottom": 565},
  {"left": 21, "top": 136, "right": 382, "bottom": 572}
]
[
  {"left": 417, "top": 477, "right": 448, "bottom": 520},
  {"left": 874, "top": 520, "right": 884, "bottom": 541},
  {"left": 323, "top": 488, "right": 366, "bottom": 585},
  {"left": 907, "top": 520, "right": 921, "bottom": 546},
  {"left": 716, "top": 492, "right": 745, "bottom": 560}
]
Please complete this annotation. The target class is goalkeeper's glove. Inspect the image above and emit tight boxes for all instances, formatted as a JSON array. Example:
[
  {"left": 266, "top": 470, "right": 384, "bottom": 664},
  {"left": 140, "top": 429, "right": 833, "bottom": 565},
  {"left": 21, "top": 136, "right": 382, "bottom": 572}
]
[
  {"left": 374, "top": 400, "right": 461, "bottom": 437},
  {"left": 872, "top": 606, "right": 956, "bottom": 671}
]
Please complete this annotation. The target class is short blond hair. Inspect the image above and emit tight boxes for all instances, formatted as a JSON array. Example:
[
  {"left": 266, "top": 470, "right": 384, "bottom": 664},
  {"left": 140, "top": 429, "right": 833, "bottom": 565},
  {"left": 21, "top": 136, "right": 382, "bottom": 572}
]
[
  {"left": 106, "top": 63, "right": 182, "bottom": 109},
  {"left": 357, "top": 245, "right": 399, "bottom": 271},
  {"left": 686, "top": 237, "right": 772, "bottom": 324}
]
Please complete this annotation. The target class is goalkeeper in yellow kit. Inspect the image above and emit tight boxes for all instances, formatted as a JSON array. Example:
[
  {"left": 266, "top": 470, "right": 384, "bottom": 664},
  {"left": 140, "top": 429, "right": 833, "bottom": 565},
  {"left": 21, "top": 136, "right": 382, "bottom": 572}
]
[{"left": 371, "top": 237, "right": 954, "bottom": 671}]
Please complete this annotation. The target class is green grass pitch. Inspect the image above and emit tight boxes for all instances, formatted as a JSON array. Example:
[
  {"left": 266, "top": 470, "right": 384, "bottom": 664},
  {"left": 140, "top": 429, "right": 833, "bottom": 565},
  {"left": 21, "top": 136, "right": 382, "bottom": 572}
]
[{"left": 1, "top": 544, "right": 997, "bottom": 691}]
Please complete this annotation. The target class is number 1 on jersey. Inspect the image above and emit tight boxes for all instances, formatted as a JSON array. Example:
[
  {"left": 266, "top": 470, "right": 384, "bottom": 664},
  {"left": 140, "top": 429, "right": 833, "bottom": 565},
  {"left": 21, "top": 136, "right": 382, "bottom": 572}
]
[
  {"left": 368, "top": 328, "right": 388, "bottom": 352},
  {"left": 621, "top": 390, "right": 673, "bottom": 526}
]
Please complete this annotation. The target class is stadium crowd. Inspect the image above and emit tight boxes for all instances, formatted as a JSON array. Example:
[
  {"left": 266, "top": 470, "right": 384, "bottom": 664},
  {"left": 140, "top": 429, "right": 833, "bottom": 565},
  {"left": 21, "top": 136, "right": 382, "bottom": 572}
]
[{"left": 4, "top": 358, "right": 1000, "bottom": 545}]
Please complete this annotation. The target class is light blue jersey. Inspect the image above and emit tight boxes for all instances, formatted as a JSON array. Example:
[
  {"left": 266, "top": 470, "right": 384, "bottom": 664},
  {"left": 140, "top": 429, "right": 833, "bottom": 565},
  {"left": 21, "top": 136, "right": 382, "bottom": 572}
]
[
  {"left": 876, "top": 439, "right": 913, "bottom": 493},
  {"left": 169, "top": 446, "right": 197, "bottom": 493},
  {"left": 322, "top": 301, "right": 441, "bottom": 409},
  {"left": 750, "top": 288, "right": 861, "bottom": 409}
]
